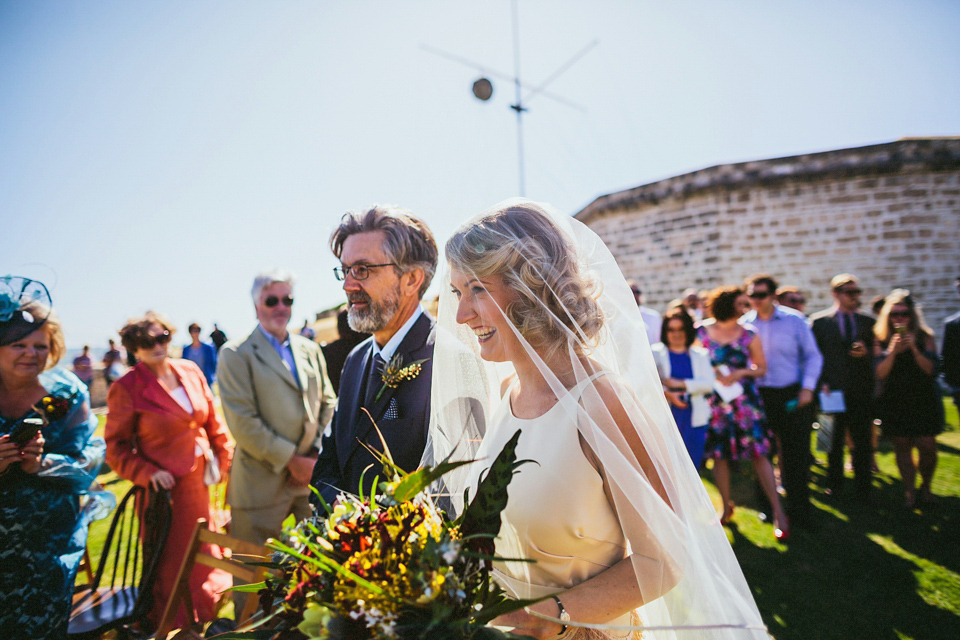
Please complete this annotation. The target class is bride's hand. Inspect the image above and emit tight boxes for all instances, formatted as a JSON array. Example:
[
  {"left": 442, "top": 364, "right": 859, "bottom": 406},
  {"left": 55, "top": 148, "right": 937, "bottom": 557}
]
[{"left": 491, "top": 605, "right": 564, "bottom": 639}]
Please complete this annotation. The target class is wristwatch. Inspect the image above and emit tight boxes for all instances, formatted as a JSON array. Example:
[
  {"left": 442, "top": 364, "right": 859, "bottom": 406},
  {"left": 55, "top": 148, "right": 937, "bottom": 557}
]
[{"left": 551, "top": 595, "right": 570, "bottom": 636}]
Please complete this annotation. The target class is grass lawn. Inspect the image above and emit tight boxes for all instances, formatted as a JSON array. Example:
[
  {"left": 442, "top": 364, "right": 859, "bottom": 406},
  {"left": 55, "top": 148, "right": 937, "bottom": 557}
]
[{"left": 85, "top": 403, "right": 960, "bottom": 639}]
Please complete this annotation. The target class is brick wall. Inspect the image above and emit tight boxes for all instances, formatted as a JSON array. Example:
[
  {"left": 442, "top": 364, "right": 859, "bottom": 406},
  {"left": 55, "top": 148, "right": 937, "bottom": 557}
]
[{"left": 576, "top": 138, "right": 960, "bottom": 339}]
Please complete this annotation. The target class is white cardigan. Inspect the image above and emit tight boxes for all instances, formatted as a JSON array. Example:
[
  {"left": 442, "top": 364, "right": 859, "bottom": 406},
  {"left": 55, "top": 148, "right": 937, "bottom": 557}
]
[{"left": 650, "top": 342, "right": 715, "bottom": 429}]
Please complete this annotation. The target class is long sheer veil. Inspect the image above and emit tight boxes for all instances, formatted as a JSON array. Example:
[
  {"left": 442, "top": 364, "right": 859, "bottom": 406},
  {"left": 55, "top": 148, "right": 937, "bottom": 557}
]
[{"left": 428, "top": 198, "right": 768, "bottom": 638}]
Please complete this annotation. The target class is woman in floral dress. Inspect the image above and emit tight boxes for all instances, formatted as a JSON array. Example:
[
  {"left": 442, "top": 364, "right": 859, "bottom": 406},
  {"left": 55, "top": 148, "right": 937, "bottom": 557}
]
[{"left": 698, "top": 285, "right": 789, "bottom": 540}]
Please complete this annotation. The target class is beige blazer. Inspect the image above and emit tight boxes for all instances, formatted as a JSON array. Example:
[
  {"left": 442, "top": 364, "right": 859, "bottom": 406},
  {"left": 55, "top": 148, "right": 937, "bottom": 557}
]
[{"left": 216, "top": 327, "right": 335, "bottom": 510}]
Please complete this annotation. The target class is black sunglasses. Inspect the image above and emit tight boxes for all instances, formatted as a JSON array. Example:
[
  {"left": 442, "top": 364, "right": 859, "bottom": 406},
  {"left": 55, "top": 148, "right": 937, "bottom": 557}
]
[
  {"left": 333, "top": 263, "right": 396, "bottom": 282},
  {"left": 837, "top": 288, "right": 862, "bottom": 296},
  {"left": 748, "top": 291, "right": 771, "bottom": 299},
  {"left": 889, "top": 310, "right": 911, "bottom": 319},
  {"left": 264, "top": 295, "right": 294, "bottom": 308},
  {"left": 137, "top": 331, "right": 171, "bottom": 350}
]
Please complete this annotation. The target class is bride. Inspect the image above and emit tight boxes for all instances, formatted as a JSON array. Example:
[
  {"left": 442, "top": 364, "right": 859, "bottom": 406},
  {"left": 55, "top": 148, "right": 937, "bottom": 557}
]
[{"left": 429, "top": 199, "right": 768, "bottom": 639}]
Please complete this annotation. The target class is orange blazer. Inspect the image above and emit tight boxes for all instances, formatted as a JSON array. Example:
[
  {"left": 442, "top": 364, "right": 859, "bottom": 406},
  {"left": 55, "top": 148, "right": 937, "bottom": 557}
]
[{"left": 105, "top": 359, "right": 233, "bottom": 488}]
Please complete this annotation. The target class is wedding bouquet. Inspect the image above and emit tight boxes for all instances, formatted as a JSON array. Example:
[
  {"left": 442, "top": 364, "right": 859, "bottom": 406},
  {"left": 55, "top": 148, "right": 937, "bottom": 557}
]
[{"left": 229, "top": 429, "right": 537, "bottom": 640}]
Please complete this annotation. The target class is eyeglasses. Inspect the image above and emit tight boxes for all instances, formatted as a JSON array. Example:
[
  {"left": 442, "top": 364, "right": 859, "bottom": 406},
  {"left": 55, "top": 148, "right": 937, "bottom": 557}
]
[
  {"left": 836, "top": 288, "right": 862, "bottom": 296},
  {"left": 333, "top": 263, "right": 396, "bottom": 281},
  {"left": 137, "top": 331, "right": 171, "bottom": 350},
  {"left": 748, "top": 291, "right": 771, "bottom": 299},
  {"left": 889, "top": 311, "right": 910, "bottom": 319},
  {"left": 786, "top": 296, "right": 806, "bottom": 304},
  {"left": 264, "top": 295, "right": 294, "bottom": 308}
]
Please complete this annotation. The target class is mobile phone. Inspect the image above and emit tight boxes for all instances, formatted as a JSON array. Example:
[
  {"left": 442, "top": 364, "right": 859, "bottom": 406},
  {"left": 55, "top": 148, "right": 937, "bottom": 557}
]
[
  {"left": 9, "top": 417, "right": 43, "bottom": 446},
  {"left": 895, "top": 325, "right": 907, "bottom": 335}
]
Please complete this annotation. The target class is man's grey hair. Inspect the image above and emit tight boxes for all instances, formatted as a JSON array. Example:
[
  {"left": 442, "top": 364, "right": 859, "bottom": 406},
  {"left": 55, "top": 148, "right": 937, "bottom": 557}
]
[
  {"left": 251, "top": 268, "right": 296, "bottom": 304},
  {"left": 330, "top": 204, "right": 438, "bottom": 300}
]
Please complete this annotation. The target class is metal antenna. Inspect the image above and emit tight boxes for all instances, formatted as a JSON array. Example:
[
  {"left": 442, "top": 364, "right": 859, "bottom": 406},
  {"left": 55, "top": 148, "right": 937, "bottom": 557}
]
[{"left": 421, "top": 0, "right": 596, "bottom": 196}]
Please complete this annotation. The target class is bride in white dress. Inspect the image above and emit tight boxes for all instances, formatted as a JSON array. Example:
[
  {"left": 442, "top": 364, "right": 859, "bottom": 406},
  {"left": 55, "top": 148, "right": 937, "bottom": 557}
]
[{"left": 429, "top": 199, "right": 769, "bottom": 639}]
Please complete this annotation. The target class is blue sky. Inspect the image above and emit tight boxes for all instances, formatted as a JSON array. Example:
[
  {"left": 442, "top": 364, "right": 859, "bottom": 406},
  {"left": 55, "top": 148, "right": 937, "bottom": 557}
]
[{"left": 2, "top": 0, "right": 959, "bottom": 349}]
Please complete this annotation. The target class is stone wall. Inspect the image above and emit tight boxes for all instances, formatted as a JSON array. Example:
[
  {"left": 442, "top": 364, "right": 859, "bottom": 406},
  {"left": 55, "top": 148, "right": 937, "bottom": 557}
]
[{"left": 575, "top": 138, "right": 960, "bottom": 339}]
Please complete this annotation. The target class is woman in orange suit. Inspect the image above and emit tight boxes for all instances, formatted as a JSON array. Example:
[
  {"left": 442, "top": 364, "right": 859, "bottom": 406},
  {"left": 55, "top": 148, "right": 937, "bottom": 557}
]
[{"left": 105, "top": 311, "right": 233, "bottom": 630}]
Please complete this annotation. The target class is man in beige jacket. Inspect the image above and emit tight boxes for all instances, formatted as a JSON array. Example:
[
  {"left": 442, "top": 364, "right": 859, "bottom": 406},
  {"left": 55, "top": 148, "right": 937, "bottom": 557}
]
[{"left": 217, "top": 269, "right": 336, "bottom": 545}]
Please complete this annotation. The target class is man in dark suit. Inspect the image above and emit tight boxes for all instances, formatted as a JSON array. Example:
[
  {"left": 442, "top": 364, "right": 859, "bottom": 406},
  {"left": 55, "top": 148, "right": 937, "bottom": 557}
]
[
  {"left": 810, "top": 273, "right": 876, "bottom": 499},
  {"left": 311, "top": 205, "right": 438, "bottom": 506},
  {"left": 942, "top": 276, "right": 960, "bottom": 410}
]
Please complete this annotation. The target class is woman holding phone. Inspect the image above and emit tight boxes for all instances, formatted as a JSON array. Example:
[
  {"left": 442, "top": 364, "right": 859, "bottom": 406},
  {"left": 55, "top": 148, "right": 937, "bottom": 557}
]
[
  {"left": 874, "top": 289, "right": 942, "bottom": 508},
  {"left": 0, "top": 276, "right": 105, "bottom": 639}
]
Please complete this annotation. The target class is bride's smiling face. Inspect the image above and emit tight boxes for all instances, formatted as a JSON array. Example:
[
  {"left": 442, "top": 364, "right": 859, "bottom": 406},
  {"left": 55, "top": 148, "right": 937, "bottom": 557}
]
[{"left": 450, "top": 268, "right": 523, "bottom": 363}]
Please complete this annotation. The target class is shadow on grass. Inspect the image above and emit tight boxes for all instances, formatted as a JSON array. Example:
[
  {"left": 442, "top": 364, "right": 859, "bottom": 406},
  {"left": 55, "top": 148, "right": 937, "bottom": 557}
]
[{"left": 719, "top": 458, "right": 960, "bottom": 640}]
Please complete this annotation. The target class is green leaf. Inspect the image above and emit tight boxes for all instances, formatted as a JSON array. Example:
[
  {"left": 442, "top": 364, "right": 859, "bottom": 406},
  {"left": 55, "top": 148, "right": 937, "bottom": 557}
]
[
  {"left": 458, "top": 429, "right": 533, "bottom": 545},
  {"left": 392, "top": 457, "right": 476, "bottom": 502},
  {"left": 470, "top": 596, "right": 546, "bottom": 626},
  {"left": 223, "top": 581, "right": 266, "bottom": 593}
]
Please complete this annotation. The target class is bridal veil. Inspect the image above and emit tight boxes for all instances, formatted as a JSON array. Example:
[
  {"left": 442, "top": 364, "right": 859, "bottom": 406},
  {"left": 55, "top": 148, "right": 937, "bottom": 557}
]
[{"left": 428, "top": 198, "right": 768, "bottom": 638}]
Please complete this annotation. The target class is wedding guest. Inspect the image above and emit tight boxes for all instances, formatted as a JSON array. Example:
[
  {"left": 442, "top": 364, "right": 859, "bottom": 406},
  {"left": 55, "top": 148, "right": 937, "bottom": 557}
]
[
  {"left": 320, "top": 307, "right": 368, "bottom": 395},
  {"left": 741, "top": 274, "right": 822, "bottom": 530},
  {"left": 682, "top": 287, "right": 704, "bottom": 322},
  {"left": 0, "top": 276, "right": 105, "bottom": 640},
  {"left": 941, "top": 276, "right": 960, "bottom": 411},
  {"left": 182, "top": 323, "right": 217, "bottom": 387},
  {"left": 776, "top": 286, "right": 807, "bottom": 315},
  {"left": 217, "top": 270, "right": 336, "bottom": 545},
  {"left": 651, "top": 309, "right": 715, "bottom": 469},
  {"left": 874, "top": 290, "right": 943, "bottom": 507},
  {"left": 210, "top": 323, "right": 228, "bottom": 352},
  {"left": 102, "top": 338, "right": 122, "bottom": 386},
  {"left": 810, "top": 274, "right": 876, "bottom": 499},
  {"left": 699, "top": 286, "right": 788, "bottom": 539},
  {"left": 299, "top": 319, "right": 316, "bottom": 340},
  {"left": 72, "top": 344, "right": 95, "bottom": 390},
  {"left": 432, "top": 201, "right": 767, "bottom": 639},
  {"left": 105, "top": 311, "right": 234, "bottom": 628},
  {"left": 311, "top": 206, "right": 437, "bottom": 506},
  {"left": 627, "top": 280, "right": 661, "bottom": 346}
]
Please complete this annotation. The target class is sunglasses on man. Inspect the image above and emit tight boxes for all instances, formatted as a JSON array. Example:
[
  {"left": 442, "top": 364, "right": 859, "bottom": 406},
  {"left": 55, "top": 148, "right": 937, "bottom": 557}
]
[{"left": 264, "top": 295, "right": 294, "bottom": 308}]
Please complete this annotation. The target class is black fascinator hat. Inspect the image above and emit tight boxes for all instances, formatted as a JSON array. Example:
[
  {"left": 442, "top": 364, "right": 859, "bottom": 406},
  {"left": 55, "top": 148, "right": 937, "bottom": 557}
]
[{"left": 0, "top": 276, "right": 53, "bottom": 346}]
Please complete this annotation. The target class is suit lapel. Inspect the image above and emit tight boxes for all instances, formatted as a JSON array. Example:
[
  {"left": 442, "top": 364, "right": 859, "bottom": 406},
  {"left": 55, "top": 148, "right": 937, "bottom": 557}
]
[
  {"left": 251, "top": 328, "right": 299, "bottom": 391},
  {"left": 137, "top": 364, "right": 192, "bottom": 419},
  {"left": 171, "top": 360, "right": 204, "bottom": 418},
  {"left": 347, "top": 314, "right": 432, "bottom": 460}
]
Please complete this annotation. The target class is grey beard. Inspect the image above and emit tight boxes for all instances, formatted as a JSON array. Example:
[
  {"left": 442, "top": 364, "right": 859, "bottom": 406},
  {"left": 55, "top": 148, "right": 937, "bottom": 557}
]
[{"left": 347, "top": 291, "right": 400, "bottom": 334}]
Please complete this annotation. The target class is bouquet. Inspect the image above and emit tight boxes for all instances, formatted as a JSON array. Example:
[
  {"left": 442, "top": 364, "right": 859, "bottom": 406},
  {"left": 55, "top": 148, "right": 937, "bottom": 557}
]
[{"left": 229, "top": 428, "right": 538, "bottom": 640}]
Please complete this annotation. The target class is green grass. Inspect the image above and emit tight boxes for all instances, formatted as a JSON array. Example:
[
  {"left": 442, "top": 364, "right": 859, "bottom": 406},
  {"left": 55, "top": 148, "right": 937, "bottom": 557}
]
[
  {"left": 85, "top": 404, "right": 960, "bottom": 638},
  {"left": 701, "top": 402, "right": 960, "bottom": 640}
]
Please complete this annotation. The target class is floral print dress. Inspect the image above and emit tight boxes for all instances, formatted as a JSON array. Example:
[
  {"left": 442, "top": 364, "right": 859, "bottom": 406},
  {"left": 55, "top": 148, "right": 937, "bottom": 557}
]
[{"left": 697, "top": 326, "right": 772, "bottom": 461}]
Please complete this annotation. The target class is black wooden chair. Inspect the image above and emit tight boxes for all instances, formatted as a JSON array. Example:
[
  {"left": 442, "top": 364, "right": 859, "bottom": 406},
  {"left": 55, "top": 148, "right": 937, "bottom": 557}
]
[{"left": 68, "top": 485, "right": 172, "bottom": 639}]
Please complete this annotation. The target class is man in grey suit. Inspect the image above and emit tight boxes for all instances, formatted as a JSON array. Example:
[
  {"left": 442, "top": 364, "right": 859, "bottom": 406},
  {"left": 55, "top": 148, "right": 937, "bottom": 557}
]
[
  {"left": 311, "top": 205, "right": 438, "bottom": 506},
  {"left": 217, "top": 269, "right": 336, "bottom": 544}
]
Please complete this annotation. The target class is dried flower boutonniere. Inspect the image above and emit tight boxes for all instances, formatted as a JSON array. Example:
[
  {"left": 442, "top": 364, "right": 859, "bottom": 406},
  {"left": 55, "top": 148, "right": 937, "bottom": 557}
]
[
  {"left": 32, "top": 394, "right": 71, "bottom": 426},
  {"left": 376, "top": 354, "right": 428, "bottom": 402}
]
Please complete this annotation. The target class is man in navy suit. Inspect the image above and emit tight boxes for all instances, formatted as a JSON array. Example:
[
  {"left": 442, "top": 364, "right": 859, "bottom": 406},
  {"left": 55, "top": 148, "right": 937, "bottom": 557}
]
[
  {"left": 311, "top": 205, "right": 438, "bottom": 506},
  {"left": 942, "top": 276, "right": 960, "bottom": 410},
  {"left": 810, "top": 273, "right": 876, "bottom": 499}
]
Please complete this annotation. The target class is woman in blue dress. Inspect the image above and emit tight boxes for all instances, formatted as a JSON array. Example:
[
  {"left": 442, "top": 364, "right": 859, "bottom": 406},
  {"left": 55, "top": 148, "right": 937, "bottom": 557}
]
[{"left": 0, "top": 277, "right": 105, "bottom": 639}]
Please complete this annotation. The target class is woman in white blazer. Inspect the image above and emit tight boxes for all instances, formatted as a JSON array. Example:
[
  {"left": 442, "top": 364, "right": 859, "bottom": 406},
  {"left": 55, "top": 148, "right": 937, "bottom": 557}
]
[{"left": 651, "top": 309, "right": 716, "bottom": 469}]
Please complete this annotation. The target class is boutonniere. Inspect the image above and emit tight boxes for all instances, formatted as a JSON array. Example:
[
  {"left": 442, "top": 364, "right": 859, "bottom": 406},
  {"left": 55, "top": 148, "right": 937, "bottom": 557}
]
[
  {"left": 376, "top": 354, "right": 428, "bottom": 402},
  {"left": 32, "top": 394, "right": 71, "bottom": 426}
]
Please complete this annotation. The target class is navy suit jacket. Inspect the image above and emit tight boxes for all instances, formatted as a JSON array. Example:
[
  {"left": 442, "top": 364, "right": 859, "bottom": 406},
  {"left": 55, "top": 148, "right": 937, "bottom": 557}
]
[
  {"left": 310, "top": 312, "right": 435, "bottom": 506},
  {"left": 942, "top": 311, "right": 960, "bottom": 390},
  {"left": 810, "top": 308, "right": 876, "bottom": 403}
]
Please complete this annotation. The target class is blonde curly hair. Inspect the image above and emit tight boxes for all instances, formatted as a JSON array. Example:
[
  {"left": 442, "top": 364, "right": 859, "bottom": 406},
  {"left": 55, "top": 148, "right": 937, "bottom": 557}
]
[{"left": 446, "top": 202, "right": 604, "bottom": 359}]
